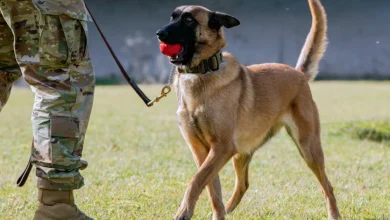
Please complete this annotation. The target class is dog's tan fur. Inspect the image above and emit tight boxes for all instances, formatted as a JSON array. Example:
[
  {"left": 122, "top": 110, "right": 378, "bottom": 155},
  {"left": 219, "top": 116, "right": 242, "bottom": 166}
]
[{"left": 171, "top": 1, "right": 341, "bottom": 220}]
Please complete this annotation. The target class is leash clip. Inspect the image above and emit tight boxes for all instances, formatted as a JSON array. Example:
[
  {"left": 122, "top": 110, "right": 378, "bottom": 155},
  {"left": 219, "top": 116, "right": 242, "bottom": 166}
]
[{"left": 147, "top": 85, "right": 172, "bottom": 107}]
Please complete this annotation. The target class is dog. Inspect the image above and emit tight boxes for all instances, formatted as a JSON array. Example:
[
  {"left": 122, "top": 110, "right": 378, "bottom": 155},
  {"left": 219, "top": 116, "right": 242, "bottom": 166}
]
[{"left": 156, "top": 0, "right": 341, "bottom": 219}]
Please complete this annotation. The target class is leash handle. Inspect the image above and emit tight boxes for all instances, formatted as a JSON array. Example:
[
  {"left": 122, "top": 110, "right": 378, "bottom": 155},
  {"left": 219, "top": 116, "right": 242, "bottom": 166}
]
[{"left": 85, "top": 4, "right": 153, "bottom": 107}]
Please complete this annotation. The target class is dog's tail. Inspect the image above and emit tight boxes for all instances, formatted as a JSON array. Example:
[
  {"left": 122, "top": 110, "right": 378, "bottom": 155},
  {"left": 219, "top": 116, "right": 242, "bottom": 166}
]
[{"left": 295, "top": 0, "right": 328, "bottom": 81}]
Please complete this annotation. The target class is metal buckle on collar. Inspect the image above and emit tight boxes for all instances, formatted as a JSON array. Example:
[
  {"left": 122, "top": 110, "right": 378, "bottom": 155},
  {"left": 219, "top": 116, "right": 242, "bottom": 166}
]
[
  {"left": 183, "top": 52, "right": 222, "bottom": 74},
  {"left": 209, "top": 55, "right": 220, "bottom": 72}
]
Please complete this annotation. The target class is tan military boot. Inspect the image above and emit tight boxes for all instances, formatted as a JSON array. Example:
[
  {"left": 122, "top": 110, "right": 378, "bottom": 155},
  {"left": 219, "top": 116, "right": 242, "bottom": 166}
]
[{"left": 33, "top": 189, "right": 93, "bottom": 220}]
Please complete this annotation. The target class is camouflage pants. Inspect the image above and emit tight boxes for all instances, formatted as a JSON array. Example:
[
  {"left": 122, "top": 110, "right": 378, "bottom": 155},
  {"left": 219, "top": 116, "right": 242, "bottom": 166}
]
[{"left": 0, "top": 1, "right": 95, "bottom": 190}]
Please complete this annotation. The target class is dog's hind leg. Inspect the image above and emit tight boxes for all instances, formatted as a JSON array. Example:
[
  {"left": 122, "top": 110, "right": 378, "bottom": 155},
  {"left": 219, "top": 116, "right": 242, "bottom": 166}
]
[
  {"left": 225, "top": 124, "right": 282, "bottom": 214},
  {"left": 285, "top": 96, "right": 341, "bottom": 220},
  {"left": 225, "top": 153, "right": 252, "bottom": 213}
]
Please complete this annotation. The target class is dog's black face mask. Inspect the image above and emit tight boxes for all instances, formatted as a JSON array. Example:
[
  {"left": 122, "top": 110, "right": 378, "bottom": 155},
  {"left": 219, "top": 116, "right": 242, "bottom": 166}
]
[
  {"left": 156, "top": 7, "right": 197, "bottom": 65},
  {"left": 157, "top": 6, "right": 240, "bottom": 67}
]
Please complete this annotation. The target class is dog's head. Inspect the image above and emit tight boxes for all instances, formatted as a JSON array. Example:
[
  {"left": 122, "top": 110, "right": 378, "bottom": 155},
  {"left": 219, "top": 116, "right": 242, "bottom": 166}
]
[{"left": 157, "top": 6, "right": 240, "bottom": 67}]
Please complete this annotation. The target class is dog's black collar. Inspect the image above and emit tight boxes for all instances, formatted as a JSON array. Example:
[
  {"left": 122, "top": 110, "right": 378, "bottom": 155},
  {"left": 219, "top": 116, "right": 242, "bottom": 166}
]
[{"left": 182, "top": 51, "right": 223, "bottom": 74}]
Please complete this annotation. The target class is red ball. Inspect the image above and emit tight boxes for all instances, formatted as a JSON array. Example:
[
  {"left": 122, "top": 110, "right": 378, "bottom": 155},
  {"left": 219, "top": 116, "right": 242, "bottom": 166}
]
[{"left": 159, "top": 42, "right": 182, "bottom": 57}]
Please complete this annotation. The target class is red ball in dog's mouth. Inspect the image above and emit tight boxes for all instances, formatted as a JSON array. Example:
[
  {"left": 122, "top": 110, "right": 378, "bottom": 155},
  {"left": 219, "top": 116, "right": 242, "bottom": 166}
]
[{"left": 159, "top": 42, "right": 182, "bottom": 57}]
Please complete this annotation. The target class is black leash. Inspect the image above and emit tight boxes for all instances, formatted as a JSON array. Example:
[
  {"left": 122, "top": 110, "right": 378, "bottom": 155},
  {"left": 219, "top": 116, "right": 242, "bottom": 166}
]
[{"left": 85, "top": 4, "right": 171, "bottom": 107}]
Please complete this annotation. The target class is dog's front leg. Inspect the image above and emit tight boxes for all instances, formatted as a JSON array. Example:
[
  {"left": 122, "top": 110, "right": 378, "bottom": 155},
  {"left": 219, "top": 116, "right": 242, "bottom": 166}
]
[
  {"left": 174, "top": 143, "right": 236, "bottom": 220},
  {"left": 207, "top": 175, "right": 225, "bottom": 220},
  {"left": 189, "top": 144, "right": 226, "bottom": 219}
]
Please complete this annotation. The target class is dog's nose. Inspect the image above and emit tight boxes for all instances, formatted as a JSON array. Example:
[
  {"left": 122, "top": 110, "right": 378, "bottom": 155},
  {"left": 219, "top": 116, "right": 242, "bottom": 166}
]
[{"left": 156, "top": 29, "right": 168, "bottom": 41}]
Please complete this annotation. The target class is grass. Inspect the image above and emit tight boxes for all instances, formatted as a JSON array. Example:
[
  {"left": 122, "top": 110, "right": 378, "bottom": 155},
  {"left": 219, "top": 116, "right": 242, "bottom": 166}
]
[
  {"left": 0, "top": 81, "right": 389, "bottom": 220},
  {"left": 335, "top": 120, "right": 390, "bottom": 143}
]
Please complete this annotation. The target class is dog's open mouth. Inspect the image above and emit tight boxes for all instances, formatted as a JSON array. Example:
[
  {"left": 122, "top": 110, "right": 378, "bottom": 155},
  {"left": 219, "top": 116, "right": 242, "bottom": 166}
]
[{"left": 170, "top": 45, "right": 186, "bottom": 64}]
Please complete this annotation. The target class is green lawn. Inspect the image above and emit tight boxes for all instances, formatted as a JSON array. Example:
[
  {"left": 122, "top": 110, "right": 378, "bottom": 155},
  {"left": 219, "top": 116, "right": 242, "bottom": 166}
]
[{"left": 0, "top": 82, "right": 389, "bottom": 220}]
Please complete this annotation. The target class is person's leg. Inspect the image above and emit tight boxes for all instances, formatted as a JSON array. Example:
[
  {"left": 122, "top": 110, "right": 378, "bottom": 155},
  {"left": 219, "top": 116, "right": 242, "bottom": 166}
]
[
  {"left": 30, "top": 14, "right": 94, "bottom": 192},
  {"left": 0, "top": 1, "right": 95, "bottom": 218},
  {"left": 0, "top": 13, "right": 22, "bottom": 111}
]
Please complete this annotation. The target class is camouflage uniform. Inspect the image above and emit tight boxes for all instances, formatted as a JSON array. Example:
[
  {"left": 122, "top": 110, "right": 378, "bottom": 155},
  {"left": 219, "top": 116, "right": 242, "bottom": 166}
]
[{"left": 0, "top": 0, "right": 94, "bottom": 190}]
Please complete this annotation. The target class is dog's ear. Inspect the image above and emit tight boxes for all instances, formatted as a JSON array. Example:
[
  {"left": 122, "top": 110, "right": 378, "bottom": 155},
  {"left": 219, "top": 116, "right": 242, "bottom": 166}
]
[{"left": 208, "top": 12, "right": 240, "bottom": 30}]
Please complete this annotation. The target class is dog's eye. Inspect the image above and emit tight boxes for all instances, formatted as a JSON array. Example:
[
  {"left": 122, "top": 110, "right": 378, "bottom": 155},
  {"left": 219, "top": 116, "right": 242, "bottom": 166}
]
[{"left": 184, "top": 16, "right": 193, "bottom": 23}]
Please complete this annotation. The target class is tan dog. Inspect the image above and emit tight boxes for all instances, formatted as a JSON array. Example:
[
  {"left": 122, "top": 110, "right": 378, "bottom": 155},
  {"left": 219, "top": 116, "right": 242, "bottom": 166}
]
[{"left": 156, "top": 0, "right": 341, "bottom": 219}]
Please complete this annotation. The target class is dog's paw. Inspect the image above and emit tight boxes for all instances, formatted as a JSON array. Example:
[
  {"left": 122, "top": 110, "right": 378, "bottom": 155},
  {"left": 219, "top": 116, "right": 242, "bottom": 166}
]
[
  {"left": 174, "top": 206, "right": 192, "bottom": 220},
  {"left": 174, "top": 212, "right": 191, "bottom": 220},
  {"left": 212, "top": 213, "right": 226, "bottom": 220},
  {"left": 173, "top": 215, "right": 191, "bottom": 220},
  {"left": 328, "top": 213, "right": 341, "bottom": 220}
]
